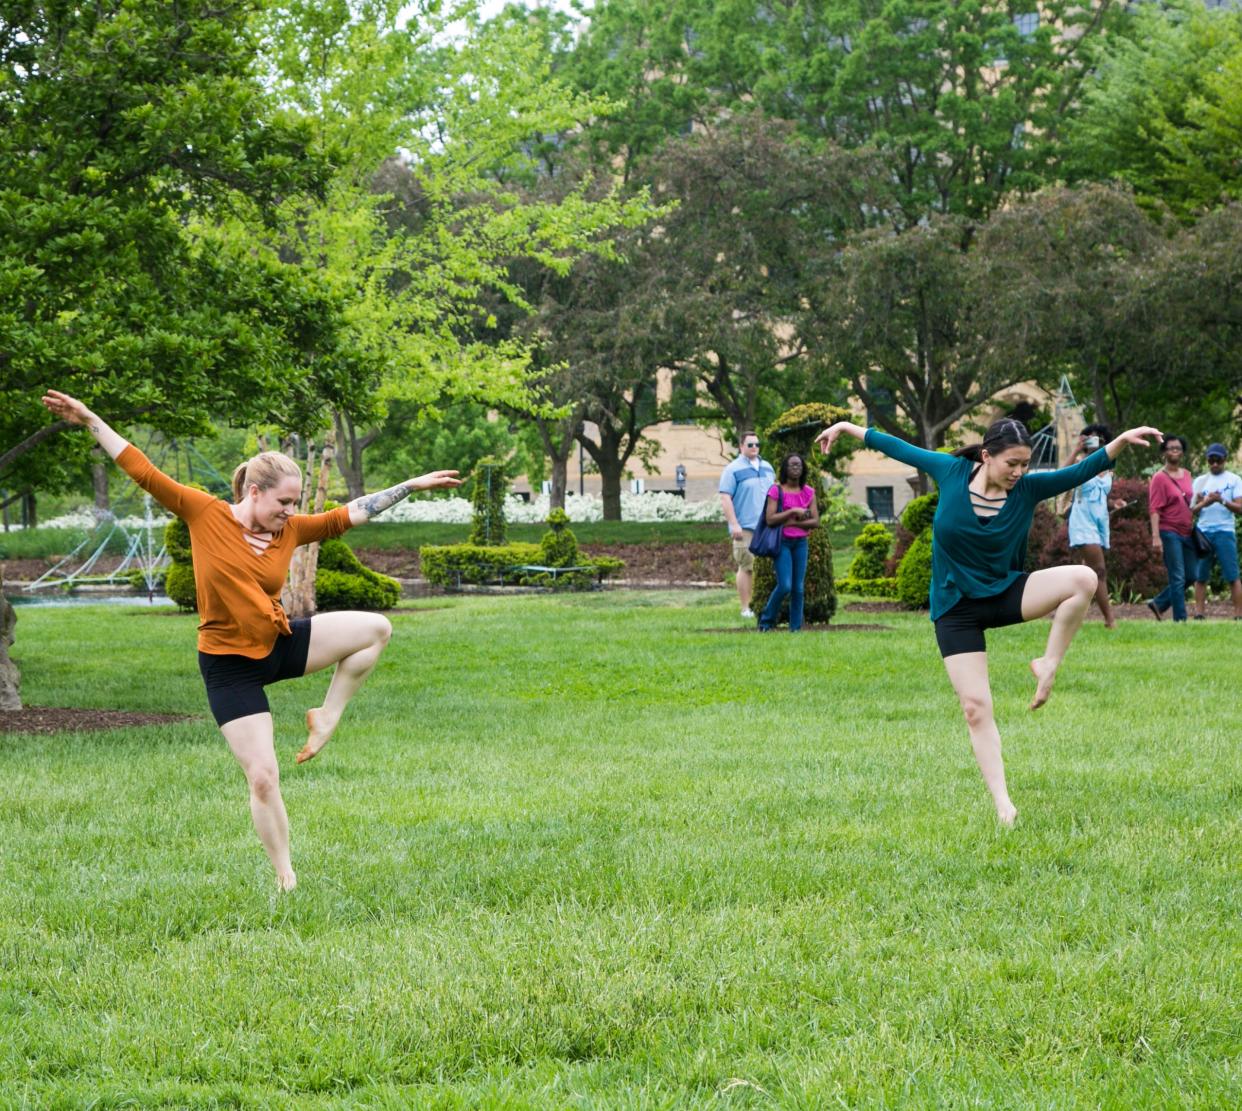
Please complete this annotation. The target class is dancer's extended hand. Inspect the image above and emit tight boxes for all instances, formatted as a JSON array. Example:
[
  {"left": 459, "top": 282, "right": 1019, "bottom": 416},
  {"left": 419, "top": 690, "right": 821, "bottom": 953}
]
[
  {"left": 814, "top": 421, "right": 865, "bottom": 454},
  {"left": 41, "top": 389, "right": 93, "bottom": 426},
  {"left": 406, "top": 470, "right": 462, "bottom": 492},
  {"left": 1106, "top": 426, "right": 1163, "bottom": 459}
]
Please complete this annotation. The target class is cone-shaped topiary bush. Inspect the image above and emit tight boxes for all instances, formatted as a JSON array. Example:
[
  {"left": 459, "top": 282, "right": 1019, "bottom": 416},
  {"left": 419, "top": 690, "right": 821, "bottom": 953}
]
[{"left": 751, "top": 403, "right": 850, "bottom": 626}]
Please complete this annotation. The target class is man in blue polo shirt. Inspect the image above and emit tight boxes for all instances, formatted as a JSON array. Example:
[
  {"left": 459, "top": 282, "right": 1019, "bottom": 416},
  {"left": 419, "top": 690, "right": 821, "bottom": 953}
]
[
  {"left": 1191, "top": 442, "right": 1242, "bottom": 620},
  {"left": 719, "top": 431, "right": 776, "bottom": 618}
]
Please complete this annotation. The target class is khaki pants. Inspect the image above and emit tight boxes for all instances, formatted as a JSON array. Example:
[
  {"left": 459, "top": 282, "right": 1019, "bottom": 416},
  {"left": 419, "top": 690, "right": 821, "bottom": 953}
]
[{"left": 731, "top": 530, "right": 755, "bottom": 572}]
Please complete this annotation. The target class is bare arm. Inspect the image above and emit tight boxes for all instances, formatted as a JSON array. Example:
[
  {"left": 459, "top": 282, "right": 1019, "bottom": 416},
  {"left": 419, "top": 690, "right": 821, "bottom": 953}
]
[
  {"left": 41, "top": 390, "right": 129, "bottom": 459},
  {"left": 720, "top": 492, "right": 743, "bottom": 539},
  {"left": 347, "top": 471, "right": 461, "bottom": 526}
]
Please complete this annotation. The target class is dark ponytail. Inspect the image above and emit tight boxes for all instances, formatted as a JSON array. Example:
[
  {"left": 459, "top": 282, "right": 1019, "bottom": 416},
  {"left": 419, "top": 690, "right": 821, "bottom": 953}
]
[{"left": 953, "top": 418, "right": 1033, "bottom": 462}]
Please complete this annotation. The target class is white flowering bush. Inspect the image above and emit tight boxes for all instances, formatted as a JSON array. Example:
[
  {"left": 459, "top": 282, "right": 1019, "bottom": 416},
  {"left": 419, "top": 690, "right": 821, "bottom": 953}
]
[
  {"left": 36, "top": 509, "right": 173, "bottom": 532},
  {"left": 383, "top": 491, "right": 726, "bottom": 524}
]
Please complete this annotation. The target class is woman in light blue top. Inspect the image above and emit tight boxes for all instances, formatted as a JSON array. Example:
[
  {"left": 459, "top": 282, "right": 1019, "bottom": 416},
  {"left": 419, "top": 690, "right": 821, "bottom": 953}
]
[
  {"left": 817, "top": 417, "right": 1161, "bottom": 825},
  {"left": 1067, "top": 423, "right": 1127, "bottom": 628}
]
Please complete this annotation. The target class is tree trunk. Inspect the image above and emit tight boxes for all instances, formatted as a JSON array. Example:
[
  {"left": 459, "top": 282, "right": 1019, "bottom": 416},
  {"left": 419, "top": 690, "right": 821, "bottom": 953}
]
[
  {"left": 549, "top": 455, "right": 568, "bottom": 510},
  {"left": 597, "top": 458, "right": 624, "bottom": 520},
  {"left": 92, "top": 448, "right": 111, "bottom": 513},
  {"left": 333, "top": 410, "right": 377, "bottom": 501},
  {"left": 0, "top": 570, "right": 20, "bottom": 710},
  {"left": 22, "top": 491, "right": 35, "bottom": 529},
  {"left": 282, "top": 433, "right": 335, "bottom": 619}
]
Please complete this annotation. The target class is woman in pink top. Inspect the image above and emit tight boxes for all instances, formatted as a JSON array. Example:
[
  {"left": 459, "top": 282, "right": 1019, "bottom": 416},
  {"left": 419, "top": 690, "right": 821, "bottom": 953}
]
[
  {"left": 758, "top": 453, "right": 820, "bottom": 631},
  {"left": 1146, "top": 434, "right": 1196, "bottom": 622}
]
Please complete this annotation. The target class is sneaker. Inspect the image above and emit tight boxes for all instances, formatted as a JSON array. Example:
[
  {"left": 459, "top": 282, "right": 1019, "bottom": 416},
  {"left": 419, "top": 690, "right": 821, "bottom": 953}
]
[
  {"left": 1146, "top": 601, "right": 1164, "bottom": 621},
  {"left": 740, "top": 608, "right": 755, "bottom": 619}
]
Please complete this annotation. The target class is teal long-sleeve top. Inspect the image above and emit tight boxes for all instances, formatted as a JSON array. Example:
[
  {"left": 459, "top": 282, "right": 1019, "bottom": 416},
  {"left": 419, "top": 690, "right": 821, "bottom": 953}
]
[{"left": 865, "top": 428, "right": 1115, "bottom": 620}]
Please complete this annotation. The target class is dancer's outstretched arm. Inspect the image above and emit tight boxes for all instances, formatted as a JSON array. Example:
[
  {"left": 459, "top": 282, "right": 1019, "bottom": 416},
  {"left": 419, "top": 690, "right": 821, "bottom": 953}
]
[
  {"left": 346, "top": 471, "right": 462, "bottom": 526},
  {"left": 41, "top": 390, "right": 129, "bottom": 458},
  {"left": 815, "top": 421, "right": 960, "bottom": 485},
  {"left": 1024, "top": 426, "right": 1163, "bottom": 501}
]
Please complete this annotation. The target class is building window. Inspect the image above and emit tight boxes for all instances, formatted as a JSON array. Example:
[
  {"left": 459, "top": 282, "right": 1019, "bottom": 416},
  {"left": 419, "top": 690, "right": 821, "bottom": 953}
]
[
  {"left": 866, "top": 385, "right": 896, "bottom": 426},
  {"left": 1014, "top": 12, "right": 1039, "bottom": 39},
  {"left": 866, "top": 486, "right": 895, "bottom": 522},
  {"left": 670, "top": 370, "right": 697, "bottom": 424}
]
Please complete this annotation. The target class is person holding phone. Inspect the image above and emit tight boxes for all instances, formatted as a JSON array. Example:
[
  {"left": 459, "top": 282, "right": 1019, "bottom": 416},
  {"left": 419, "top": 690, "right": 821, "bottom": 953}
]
[{"left": 1067, "top": 423, "right": 1127, "bottom": 628}]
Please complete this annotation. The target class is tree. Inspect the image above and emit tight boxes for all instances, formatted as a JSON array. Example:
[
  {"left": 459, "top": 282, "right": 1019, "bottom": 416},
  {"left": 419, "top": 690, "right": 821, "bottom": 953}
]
[
  {"left": 238, "top": 2, "right": 659, "bottom": 498},
  {"left": 634, "top": 112, "right": 872, "bottom": 442},
  {"left": 975, "top": 185, "right": 1242, "bottom": 453},
  {"left": 1060, "top": 1, "right": 1242, "bottom": 221},
  {"left": 0, "top": 0, "right": 342, "bottom": 491}
]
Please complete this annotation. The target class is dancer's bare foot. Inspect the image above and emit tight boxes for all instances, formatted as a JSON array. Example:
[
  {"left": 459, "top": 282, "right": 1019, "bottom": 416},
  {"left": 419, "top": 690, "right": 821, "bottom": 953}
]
[
  {"left": 1028, "top": 657, "right": 1057, "bottom": 711},
  {"left": 277, "top": 869, "right": 297, "bottom": 892},
  {"left": 295, "top": 707, "right": 337, "bottom": 765},
  {"left": 995, "top": 801, "right": 1018, "bottom": 827}
]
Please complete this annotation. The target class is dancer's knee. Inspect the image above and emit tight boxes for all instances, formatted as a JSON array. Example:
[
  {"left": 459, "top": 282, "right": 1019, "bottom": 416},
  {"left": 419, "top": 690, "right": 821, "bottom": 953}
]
[
  {"left": 1072, "top": 565, "right": 1097, "bottom": 597},
  {"left": 248, "top": 766, "right": 280, "bottom": 804},
  {"left": 959, "top": 693, "right": 993, "bottom": 730},
  {"left": 373, "top": 614, "right": 393, "bottom": 646}
]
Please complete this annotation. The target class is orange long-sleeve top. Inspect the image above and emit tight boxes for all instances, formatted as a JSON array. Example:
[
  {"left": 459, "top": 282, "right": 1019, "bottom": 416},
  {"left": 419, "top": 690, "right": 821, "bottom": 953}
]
[{"left": 117, "top": 445, "right": 352, "bottom": 658}]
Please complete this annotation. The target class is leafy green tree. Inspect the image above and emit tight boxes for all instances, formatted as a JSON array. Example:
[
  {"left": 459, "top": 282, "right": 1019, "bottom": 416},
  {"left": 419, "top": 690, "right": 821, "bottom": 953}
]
[
  {"left": 0, "top": 1, "right": 341, "bottom": 496},
  {"left": 236, "top": 2, "right": 658, "bottom": 496},
  {"left": 975, "top": 185, "right": 1242, "bottom": 454},
  {"left": 1060, "top": 1, "right": 1242, "bottom": 220}
]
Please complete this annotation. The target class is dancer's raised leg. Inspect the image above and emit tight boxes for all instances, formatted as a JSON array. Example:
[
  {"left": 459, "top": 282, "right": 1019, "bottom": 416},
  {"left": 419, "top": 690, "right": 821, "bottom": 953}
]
[
  {"left": 1020, "top": 565, "right": 1097, "bottom": 710},
  {"left": 221, "top": 712, "right": 296, "bottom": 890},
  {"left": 297, "top": 611, "right": 393, "bottom": 764},
  {"left": 943, "top": 651, "right": 1017, "bottom": 825}
]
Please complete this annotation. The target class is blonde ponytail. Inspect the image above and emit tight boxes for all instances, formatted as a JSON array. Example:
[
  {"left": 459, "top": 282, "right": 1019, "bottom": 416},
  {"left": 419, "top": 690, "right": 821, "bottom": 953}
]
[{"left": 231, "top": 452, "right": 302, "bottom": 502}]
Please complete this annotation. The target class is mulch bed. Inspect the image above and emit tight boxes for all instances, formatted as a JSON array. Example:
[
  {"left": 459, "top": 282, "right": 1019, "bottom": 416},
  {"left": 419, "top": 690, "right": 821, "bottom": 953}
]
[{"left": 0, "top": 707, "right": 194, "bottom": 735}]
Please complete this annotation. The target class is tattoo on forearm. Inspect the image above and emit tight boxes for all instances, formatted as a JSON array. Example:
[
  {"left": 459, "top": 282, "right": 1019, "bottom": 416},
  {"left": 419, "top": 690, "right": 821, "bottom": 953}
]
[{"left": 355, "top": 483, "right": 412, "bottom": 518}]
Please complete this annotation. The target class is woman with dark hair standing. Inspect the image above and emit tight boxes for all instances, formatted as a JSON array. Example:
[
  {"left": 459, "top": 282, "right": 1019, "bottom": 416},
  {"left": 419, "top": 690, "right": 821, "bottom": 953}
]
[
  {"left": 41, "top": 389, "right": 461, "bottom": 890},
  {"left": 815, "top": 416, "right": 1161, "bottom": 824},
  {"left": 757, "top": 452, "right": 819, "bottom": 631},
  {"left": 1067, "top": 423, "right": 1127, "bottom": 628}
]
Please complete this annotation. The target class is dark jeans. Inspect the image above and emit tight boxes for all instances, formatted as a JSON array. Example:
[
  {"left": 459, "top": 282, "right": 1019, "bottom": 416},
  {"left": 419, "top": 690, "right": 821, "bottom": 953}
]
[
  {"left": 760, "top": 536, "right": 808, "bottom": 631},
  {"left": 1151, "top": 530, "right": 1197, "bottom": 622}
]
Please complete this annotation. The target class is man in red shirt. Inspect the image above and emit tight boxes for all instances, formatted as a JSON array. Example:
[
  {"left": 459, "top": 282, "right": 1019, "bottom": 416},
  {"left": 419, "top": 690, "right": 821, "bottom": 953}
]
[{"left": 1147, "top": 434, "right": 1195, "bottom": 622}]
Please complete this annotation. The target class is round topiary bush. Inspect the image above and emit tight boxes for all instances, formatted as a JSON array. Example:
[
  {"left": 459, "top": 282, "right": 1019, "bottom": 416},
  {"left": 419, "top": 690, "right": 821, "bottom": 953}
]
[
  {"left": 901, "top": 492, "right": 939, "bottom": 537},
  {"left": 896, "top": 529, "right": 933, "bottom": 609}
]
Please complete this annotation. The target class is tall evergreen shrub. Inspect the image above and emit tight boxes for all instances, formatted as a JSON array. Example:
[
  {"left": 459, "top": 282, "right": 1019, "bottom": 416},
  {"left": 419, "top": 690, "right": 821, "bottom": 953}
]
[{"left": 468, "top": 457, "right": 508, "bottom": 546}]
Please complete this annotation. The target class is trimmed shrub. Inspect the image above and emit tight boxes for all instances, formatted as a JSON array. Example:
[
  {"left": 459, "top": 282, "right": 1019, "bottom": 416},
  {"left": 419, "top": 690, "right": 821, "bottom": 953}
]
[
  {"left": 538, "top": 508, "right": 580, "bottom": 567},
  {"left": 896, "top": 529, "right": 934, "bottom": 609},
  {"left": 847, "top": 523, "right": 894, "bottom": 580},
  {"left": 162, "top": 503, "right": 200, "bottom": 611},
  {"left": 468, "top": 458, "right": 508, "bottom": 546},
  {"left": 165, "top": 562, "right": 197, "bottom": 612},
  {"left": 421, "top": 543, "right": 542, "bottom": 587},
  {"left": 837, "top": 575, "right": 899, "bottom": 598},
  {"left": 315, "top": 538, "right": 401, "bottom": 611},
  {"left": 886, "top": 491, "right": 939, "bottom": 574}
]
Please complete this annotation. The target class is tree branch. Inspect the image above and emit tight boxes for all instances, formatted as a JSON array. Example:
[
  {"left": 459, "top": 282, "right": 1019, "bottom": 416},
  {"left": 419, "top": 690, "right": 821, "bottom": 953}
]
[{"left": 0, "top": 420, "right": 71, "bottom": 476}]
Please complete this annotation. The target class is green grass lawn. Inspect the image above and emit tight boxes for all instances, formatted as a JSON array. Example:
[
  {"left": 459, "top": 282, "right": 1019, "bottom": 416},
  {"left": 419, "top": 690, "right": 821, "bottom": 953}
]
[{"left": 1, "top": 596, "right": 1238, "bottom": 1107}]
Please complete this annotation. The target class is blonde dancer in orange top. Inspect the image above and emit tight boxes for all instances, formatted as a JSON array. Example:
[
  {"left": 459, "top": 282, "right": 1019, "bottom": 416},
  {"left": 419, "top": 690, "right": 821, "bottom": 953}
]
[{"left": 42, "top": 390, "right": 460, "bottom": 890}]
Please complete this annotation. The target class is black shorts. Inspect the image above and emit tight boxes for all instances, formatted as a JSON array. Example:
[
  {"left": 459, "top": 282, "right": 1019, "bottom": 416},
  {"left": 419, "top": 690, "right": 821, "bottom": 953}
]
[
  {"left": 198, "top": 619, "right": 313, "bottom": 727},
  {"left": 933, "top": 575, "right": 1029, "bottom": 658}
]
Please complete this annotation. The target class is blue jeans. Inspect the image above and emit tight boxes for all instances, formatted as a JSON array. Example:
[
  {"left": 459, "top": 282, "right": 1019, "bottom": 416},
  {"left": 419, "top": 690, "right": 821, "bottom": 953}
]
[
  {"left": 760, "top": 536, "right": 808, "bottom": 630},
  {"left": 1195, "top": 529, "right": 1240, "bottom": 585},
  {"left": 1151, "top": 531, "right": 1197, "bottom": 621}
]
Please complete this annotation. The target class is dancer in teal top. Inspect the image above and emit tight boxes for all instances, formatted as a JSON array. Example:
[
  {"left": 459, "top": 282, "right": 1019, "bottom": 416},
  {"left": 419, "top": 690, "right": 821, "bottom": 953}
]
[{"left": 817, "top": 417, "right": 1162, "bottom": 825}]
